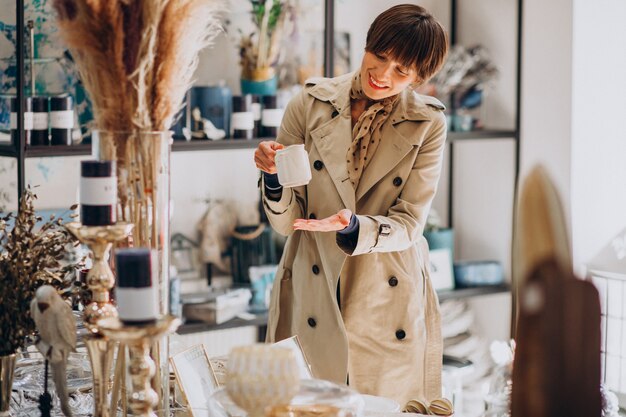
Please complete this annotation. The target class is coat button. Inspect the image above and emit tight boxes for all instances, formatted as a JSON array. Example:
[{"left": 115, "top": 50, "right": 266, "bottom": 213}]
[
  {"left": 393, "top": 177, "right": 403, "bottom": 187},
  {"left": 309, "top": 213, "right": 316, "bottom": 219},
  {"left": 396, "top": 329, "right": 406, "bottom": 340},
  {"left": 313, "top": 160, "right": 324, "bottom": 171},
  {"left": 331, "top": 110, "right": 339, "bottom": 118},
  {"left": 308, "top": 317, "right": 317, "bottom": 328},
  {"left": 312, "top": 264, "right": 320, "bottom": 275},
  {"left": 388, "top": 276, "right": 398, "bottom": 287}
]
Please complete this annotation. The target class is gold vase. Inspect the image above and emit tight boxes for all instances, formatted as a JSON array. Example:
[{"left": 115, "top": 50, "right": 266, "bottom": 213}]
[
  {"left": 0, "top": 354, "right": 16, "bottom": 416},
  {"left": 92, "top": 130, "right": 172, "bottom": 412}
]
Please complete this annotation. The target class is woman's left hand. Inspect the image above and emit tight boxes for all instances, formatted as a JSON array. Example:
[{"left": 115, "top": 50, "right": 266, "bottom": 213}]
[{"left": 293, "top": 209, "right": 353, "bottom": 232}]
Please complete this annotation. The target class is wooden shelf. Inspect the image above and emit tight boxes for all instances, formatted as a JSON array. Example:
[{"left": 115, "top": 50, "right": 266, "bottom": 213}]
[
  {"left": 0, "top": 130, "right": 518, "bottom": 158},
  {"left": 177, "top": 312, "right": 268, "bottom": 335},
  {"left": 438, "top": 283, "right": 511, "bottom": 302},
  {"left": 448, "top": 130, "right": 517, "bottom": 141},
  {"left": 0, "top": 143, "right": 16, "bottom": 157},
  {"left": 171, "top": 138, "right": 268, "bottom": 152},
  {"left": 25, "top": 144, "right": 92, "bottom": 157}
]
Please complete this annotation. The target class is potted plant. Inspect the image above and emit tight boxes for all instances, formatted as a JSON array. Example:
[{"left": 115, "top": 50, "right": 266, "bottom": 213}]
[
  {"left": 238, "top": 0, "right": 289, "bottom": 95},
  {"left": 0, "top": 188, "right": 80, "bottom": 413}
]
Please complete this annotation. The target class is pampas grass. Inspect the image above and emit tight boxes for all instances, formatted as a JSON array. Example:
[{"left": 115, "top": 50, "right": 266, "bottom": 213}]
[
  {"left": 52, "top": 0, "right": 226, "bottom": 246},
  {"left": 53, "top": 0, "right": 225, "bottom": 132}
]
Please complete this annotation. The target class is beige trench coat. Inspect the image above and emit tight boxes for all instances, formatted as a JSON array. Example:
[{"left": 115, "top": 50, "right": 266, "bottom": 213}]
[{"left": 261, "top": 72, "right": 447, "bottom": 405}]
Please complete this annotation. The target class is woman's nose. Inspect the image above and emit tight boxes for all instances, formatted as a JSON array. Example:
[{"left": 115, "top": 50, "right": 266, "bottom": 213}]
[{"left": 377, "top": 62, "right": 394, "bottom": 80}]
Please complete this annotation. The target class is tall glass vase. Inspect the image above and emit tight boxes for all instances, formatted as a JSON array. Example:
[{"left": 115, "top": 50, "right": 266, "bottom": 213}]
[{"left": 92, "top": 130, "right": 172, "bottom": 412}]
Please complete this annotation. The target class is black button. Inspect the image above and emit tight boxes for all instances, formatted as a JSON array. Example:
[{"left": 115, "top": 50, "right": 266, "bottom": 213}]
[
  {"left": 308, "top": 317, "right": 317, "bottom": 327},
  {"left": 396, "top": 329, "right": 406, "bottom": 340},
  {"left": 309, "top": 213, "right": 316, "bottom": 219},
  {"left": 388, "top": 276, "right": 398, "bottom": 287},
  {"left": 331, "top": 110, "right": 339, "bottom": 118},
  {"left": 393, "top": 177, "right": 403, "bottom": 187},
  {"left": 312, "top": 265, "right": 320, "bottom": 275},
  {"left": 313, "top": 160, "right": 324, "bottom": 171}
]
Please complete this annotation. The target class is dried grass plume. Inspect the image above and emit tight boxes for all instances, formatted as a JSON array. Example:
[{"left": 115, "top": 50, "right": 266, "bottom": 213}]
[{"left": 53, "top": 0, "right": 226, "bottom": 132}]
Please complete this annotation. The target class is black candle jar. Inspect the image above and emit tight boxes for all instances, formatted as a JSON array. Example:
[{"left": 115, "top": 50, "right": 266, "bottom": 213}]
[
  {"left": 50, "top": 95, "right": 74, "bottom": 146},
  {"left": 10, "top": 96, "right": 33, "bottom": 146},
  {"left": 261, "top": 95, "right": 283, "bottom": 138},
  {"left": 80, "top": 160, "right": 117, "bottom": 226},
  {"left": 251, "top": 95, "right": 262, "bottom": 138},
  {"left": 231, "top": 95, "right": 254, "bottom": 140},
  {"left": 30, "top": 96, "right": 49, "bottom": 146},
  {"left": 115, "top": 248, "right": 159, "bottom": 325}
]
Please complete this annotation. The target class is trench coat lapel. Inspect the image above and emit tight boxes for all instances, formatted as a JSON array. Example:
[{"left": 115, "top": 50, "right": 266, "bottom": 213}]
[
  {"left": 310, "top": 110, "right": 356, "bottom": 212},
  {"left": 355, "top": 90, "right": 431, "bottom": 202}
]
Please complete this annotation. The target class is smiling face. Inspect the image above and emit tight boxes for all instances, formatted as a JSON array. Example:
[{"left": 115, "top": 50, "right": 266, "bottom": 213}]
[{"left": 359, "top": 51, "right": 419, "bottom": 101}]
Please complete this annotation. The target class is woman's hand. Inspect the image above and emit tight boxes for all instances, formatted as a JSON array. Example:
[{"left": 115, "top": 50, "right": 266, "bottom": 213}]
[
  {"left": 293, "top": 209, "right": 353, "bottom": 232},
  {"left": 254, "top": 141, "right": 284, "bottom": 174}
]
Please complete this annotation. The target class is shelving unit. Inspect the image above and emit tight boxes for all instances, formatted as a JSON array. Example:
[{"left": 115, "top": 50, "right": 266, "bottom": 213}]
[{"left": 4, "top": 0, "right": 519, "bottom": 311}]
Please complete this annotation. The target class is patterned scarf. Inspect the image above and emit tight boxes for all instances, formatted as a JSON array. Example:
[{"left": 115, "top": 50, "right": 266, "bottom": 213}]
[{"left": 347, "top": 72, "right": 399, "bottom": 188}]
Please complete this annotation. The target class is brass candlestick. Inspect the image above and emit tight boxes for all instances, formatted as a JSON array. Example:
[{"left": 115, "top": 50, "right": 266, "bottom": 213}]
[
  {"left": 66, "top": 222, "right": 134, "bottom": 417},
  {"left": 99, "top": 316, "right": 181, "bottom": 417}
]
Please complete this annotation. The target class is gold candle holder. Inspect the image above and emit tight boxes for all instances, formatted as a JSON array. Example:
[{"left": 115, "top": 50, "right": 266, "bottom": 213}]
[
  {"left": 66, "top": 222, "right": 134, "bottom": 417},
  {"left": 99, "top": 316, "right": 181, "bottom": 417},
  {"left": 65, "top": 222, "right": 134, "bottom": 333}
]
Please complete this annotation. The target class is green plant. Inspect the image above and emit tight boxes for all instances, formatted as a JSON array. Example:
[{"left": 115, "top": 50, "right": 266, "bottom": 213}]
[
  {"left": 239, "top": 0, "right": 289, "bottom": 79},
  {"left": 0, "top": 188, "right": 81, "bottom": 356}
]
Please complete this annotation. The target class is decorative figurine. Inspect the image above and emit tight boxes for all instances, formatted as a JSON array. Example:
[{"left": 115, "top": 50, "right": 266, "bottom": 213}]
[{"left": 31, "top": 285, "right": 77, "bottom": 417}]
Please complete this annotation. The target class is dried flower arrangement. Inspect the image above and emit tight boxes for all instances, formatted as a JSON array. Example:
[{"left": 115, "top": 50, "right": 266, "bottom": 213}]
[
  {"left": 239, "top": 0, "right": 289, "bottom": 81},
  {"left": 0, "top": 188, "right": 81, "bottom": 356},
  {"left": 51, "top": 0, "right": 225, "bottom": 246},
  {"left": 429, "top": 45, "right": 498, "bottom": 110}
]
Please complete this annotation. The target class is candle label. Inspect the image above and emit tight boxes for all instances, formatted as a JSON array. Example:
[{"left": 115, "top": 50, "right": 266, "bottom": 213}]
[
  {"left": 231, "top": 112, "right": 255, "bottom": 130},
  {"left": 50, "top": 110, "right": 74, "bottom": 129},
  {"left": 262, "top": 108, "right": 284, "bottom": 127},
  {"left": 252, "top": 103, "right": 262, "bottom": 121},
  {"left": 32, "top": 112, "right": 48, "bottom": 130},
  {"left": 116, "top": 287, "right": 159, "bottom": 321},
  {"left": 80, "top": 177, "right": 117, "bottom": 205},
  {"left": 10, "top": 112, "right": 33, "bottom": 130}
]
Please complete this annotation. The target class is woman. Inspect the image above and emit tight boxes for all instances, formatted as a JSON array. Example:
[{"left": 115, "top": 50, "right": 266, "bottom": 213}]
[{"left": 254, "top": 4, "right": 448, "bottom": 405}]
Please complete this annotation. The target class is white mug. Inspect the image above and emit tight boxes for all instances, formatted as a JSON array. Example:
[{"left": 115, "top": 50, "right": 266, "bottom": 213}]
[{"left": 275, "top": 144, "right": 312, "bottom": 187}]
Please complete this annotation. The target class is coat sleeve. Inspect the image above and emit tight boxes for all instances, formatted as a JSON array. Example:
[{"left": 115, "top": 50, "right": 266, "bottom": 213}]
[
  {"left": 260, "top": 90, "right": 307, "bottom": 236},
  {"left": 338, "top": 111, "right": 447, "bottom": 255}
]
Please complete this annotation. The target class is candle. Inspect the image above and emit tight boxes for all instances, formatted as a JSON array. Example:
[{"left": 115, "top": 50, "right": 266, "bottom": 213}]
[
  {"left": 251, "top": 95, "right": 262, "bottom": 138},
  {"left": 50, "top": 95, "right": 74, "bottom": 146},
  {"left": 261, "top": 95, "right": 283, "bottom": 138},
  {"left": 231, "top": 95, "right": 254, "bottom": 140},
  {"left": 80, "top": 160, "right": 117, "bottom": 226},
  {"left": 115, "top": 248, "right": 159, "bottom": 325},
  {"left": 10, "top": 96, "right": 33, "bottom": 146},
  {"left": 30, "top": 96, "right": 49, "bottom": 146}
]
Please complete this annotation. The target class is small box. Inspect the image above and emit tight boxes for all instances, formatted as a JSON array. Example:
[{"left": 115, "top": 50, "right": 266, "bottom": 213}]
[{"left": 183, "top": 288, "right": 251, "bottom": 325}]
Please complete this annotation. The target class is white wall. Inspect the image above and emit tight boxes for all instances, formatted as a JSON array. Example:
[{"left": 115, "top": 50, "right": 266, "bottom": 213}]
[
  {"left": 335, "top": 0, "right": 448, "bottom": 74},
  {"left": 519, "top": 0, "right": 573, "bottom": 238},
  {"left": 571, "top": 0, "right": 626, "bottom": 269},
  {"left": 520, "top": 0, "right": 626, "bottom": 271}
]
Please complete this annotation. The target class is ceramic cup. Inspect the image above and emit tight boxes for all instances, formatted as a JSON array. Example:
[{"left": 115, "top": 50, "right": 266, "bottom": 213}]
[{"left": 275, "top": 144, "right": 312, "bottom": 187}]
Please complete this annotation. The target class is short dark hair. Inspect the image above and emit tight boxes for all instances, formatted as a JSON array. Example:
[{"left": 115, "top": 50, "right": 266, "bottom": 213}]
[{"left": 365, "top": 4, "right": 448, "bottom": 83}]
